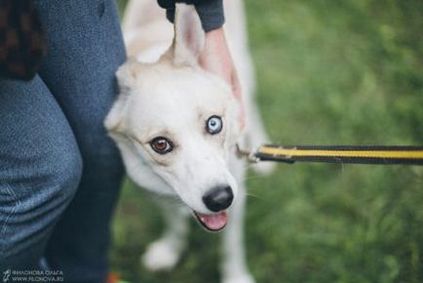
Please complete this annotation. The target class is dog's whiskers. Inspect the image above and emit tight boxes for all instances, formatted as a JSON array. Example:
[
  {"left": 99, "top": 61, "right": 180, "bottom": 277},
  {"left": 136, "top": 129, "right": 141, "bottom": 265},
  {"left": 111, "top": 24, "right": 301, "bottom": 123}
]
[
  {"left": 242, "top": 175, "right": 267, "bottom": 182},
  {"left": 245, "top": 192, "right": 265, "bottom": 201}
]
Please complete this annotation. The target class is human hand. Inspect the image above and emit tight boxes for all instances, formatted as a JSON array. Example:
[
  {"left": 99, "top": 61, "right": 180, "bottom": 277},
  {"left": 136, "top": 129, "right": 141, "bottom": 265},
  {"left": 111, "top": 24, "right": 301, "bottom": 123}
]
[{"left": 199, "top": 28, "right": 245, "bottom": 128}]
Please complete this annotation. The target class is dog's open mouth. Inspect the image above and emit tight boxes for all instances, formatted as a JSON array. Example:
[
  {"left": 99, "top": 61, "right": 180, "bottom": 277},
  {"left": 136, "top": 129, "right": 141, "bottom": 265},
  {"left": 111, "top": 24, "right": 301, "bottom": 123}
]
[{"left": 193, "top": 211, "right": 228, "bottom": 232}]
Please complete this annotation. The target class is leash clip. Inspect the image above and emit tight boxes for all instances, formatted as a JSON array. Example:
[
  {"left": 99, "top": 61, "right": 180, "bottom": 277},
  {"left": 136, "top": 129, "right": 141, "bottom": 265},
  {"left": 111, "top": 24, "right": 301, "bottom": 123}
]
[{"left": 236, "top": 144, "right": 260, "bottom": 163}]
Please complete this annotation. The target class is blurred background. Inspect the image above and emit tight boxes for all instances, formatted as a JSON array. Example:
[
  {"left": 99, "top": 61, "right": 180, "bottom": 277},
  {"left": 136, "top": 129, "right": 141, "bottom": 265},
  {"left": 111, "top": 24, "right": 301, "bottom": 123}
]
[{"left": 112, "top": 0, "right": 423, "bottom": 282}]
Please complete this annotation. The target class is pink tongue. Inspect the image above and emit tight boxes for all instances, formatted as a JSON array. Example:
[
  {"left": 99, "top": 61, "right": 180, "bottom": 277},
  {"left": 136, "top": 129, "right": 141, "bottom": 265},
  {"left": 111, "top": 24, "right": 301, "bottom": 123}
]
[{"left": 198, "top": 211, "right": 228, "bottom": 231}]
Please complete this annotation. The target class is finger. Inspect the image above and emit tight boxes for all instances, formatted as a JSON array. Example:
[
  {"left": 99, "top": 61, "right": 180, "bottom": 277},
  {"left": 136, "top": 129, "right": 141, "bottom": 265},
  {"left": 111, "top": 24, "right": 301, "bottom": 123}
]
[
  {"left": 231, "top": 71, "right": 246, "bottom": 129},
  {"left": 231, "top": 70, "right": 242, "bottom": 100}
]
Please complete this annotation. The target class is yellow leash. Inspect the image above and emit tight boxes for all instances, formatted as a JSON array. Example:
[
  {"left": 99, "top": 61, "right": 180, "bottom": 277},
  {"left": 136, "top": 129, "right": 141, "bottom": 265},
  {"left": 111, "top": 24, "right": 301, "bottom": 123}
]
[{"left": 239, "top": 145, "right": 423, "bottom": 165}]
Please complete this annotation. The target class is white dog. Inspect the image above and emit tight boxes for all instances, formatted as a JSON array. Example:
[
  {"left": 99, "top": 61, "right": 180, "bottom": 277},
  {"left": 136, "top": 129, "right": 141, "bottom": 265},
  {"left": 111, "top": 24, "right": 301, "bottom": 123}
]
[{"left": 105, "top": 1, "right": 273, "bottom": 282}]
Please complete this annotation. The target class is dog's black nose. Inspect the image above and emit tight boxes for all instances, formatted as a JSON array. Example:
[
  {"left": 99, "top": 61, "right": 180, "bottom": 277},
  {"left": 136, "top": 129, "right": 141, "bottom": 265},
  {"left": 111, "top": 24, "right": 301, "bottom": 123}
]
[{"left": 203, "top": 186, "right": 234, "bottom": 212}]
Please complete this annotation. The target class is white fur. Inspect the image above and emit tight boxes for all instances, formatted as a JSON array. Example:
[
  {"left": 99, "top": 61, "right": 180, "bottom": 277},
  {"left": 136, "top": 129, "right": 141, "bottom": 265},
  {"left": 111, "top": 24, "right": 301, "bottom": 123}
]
[{"left": 106, "top": 1, "right": 274, "bottom": 282}]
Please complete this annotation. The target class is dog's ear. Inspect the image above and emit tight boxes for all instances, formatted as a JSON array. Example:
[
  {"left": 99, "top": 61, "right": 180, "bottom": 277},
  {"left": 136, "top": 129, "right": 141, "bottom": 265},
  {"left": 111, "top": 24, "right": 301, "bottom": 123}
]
[
  {"left": 104, "top": 92, "right": 129, "bottom": 134},
  {"left": 105, "top": 58, "right": 141, "bottom": 133},
  {"left": 115, "top": 58, "right": 142, "bottom": 95},
  {"left": 172, "top": 4, "right": 205, "bottom": 66}
]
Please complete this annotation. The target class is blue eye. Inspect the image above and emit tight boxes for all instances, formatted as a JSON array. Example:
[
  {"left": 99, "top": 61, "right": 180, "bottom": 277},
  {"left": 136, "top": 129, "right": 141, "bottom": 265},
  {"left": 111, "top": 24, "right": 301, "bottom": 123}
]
[{"left": 206, "top": 115, "right": 223, "bottom": 135}]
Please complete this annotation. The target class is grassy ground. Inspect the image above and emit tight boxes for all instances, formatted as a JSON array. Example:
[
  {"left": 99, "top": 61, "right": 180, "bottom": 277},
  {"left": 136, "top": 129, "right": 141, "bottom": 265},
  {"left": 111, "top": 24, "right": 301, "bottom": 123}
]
[{"left": 111, "top": 0, "right": 423, "bottom": 282}]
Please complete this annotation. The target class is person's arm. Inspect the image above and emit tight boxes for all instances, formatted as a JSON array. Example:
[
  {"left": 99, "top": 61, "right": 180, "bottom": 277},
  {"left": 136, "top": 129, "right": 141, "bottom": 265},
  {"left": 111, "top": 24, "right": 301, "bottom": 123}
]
[
  {"left": 200, "top": 28, "right": 244, "bottom": 126},
  {"left": 157, "top": 0, "right": 245, "bottom": 126}
]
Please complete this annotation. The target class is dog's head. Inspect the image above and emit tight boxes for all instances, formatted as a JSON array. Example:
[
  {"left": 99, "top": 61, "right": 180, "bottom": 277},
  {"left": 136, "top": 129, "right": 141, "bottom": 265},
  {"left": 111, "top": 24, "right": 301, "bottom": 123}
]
[{"left": 105, "top": 5, "right": 243, "bottom": 231}]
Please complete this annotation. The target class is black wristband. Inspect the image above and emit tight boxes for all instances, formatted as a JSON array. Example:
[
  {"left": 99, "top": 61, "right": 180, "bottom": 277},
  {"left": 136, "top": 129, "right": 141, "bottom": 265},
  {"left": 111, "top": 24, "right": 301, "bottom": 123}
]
[{"left": 158, "top": 0, "right": 225, "bottom": 32}]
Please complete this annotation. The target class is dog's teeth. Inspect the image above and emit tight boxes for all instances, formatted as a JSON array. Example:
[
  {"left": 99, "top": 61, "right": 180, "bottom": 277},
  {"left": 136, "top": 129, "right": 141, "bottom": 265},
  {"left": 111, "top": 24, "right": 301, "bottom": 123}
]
[{"left": 195, "top": 211, "right": 228, "bottom": 231}]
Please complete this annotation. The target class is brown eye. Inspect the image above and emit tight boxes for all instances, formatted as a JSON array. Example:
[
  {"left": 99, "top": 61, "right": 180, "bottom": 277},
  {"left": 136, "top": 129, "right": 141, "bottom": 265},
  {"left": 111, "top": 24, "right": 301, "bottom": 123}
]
[{"left": 150, "top": 137, "right": 173, "bottom": 154}]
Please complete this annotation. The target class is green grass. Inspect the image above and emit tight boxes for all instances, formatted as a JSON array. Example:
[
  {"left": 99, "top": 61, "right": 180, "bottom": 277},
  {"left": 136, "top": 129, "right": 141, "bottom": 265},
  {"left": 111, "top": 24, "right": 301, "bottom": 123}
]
[{"left": 111, "top": 0, "right": 423, "bottom": 282}]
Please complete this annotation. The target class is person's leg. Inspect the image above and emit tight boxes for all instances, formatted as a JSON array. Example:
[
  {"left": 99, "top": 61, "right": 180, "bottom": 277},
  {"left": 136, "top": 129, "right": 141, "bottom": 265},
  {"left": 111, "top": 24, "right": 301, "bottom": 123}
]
[
  {"left": 0, "top": 77, "right": 82, "bottom": 269},
  {"left": 33, "top": 1, "right": 126, "bottom": 282}
]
